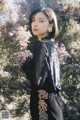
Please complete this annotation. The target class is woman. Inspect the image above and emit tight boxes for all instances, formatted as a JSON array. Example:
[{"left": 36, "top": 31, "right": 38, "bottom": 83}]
[{"left": 21, "top": 7, "right": 63, "bottom": 120}]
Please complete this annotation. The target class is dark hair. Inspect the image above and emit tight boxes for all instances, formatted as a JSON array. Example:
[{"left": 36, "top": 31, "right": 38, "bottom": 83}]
[{"left": 29, "top": 7, "right": 58, "bottom": 38}]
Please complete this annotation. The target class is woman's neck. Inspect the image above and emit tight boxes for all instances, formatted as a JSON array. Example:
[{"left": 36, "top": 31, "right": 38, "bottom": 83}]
[{"left": 37, "top": 33, "right": 48, "bottom": 41}]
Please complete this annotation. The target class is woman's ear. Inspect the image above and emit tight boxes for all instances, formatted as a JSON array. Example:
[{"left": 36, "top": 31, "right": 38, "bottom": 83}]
[
  {"left": 49, "top": 23, "right": 54, "bottom": 28},
  {"left": 48, "top": 23, "right": 54, "bottom": 32}
]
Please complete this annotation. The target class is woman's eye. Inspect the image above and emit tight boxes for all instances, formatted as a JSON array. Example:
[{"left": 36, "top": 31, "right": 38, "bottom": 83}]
[
  {"left": 39, "top": 20, "right": 44, "bottom": 22},
  {"left": 32, "top": 19, "right": 44, "bottom": 23}
]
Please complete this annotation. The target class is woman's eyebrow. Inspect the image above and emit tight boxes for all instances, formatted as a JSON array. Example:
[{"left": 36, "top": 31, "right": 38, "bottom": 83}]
[
  {"left": 32, "top": 17, "right": 45, "bottom": 20},
  {"left": 32, "top": 16, "right": 35, "bottom": 19},
  {"left": 38, "top": 18, "right": 45, "bottom": 20}
]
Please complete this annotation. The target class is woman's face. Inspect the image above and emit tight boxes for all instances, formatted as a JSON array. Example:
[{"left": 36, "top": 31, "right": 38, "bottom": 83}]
[{"left": 31, "top": 12, "right": 50, "bottom": 40}]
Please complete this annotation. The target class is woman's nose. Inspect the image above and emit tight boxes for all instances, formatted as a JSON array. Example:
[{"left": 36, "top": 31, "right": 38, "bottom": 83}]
[{"left": 33, "top": 22, "right": 38, "bottom": 27}]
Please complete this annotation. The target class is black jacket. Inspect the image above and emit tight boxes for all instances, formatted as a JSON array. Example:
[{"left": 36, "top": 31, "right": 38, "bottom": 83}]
[{"left": 21, "top": 38, "right": 61, "bottom": 92}]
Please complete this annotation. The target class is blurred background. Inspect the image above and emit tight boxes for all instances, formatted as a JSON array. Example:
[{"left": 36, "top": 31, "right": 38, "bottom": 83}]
[{"left": 0, "top": 0, "right": 80, "bottom": 120}]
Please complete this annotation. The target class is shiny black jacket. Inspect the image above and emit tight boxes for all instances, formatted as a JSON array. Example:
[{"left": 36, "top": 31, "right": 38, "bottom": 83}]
[{"left": 21, "top": 38, "right": 61, "bottom": 92}]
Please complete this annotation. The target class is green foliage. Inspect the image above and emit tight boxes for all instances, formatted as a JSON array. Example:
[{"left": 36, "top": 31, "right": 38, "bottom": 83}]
[
  {"left": 57, "top": 17, "right": 80, "bottom": 120},
  {"left": 0, "top": 22, "right": 31, "bottom": 118}
]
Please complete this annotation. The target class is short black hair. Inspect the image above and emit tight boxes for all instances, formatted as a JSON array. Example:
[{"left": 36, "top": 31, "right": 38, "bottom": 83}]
[{"left": 29, "top": 7, "right": 58, "bottom": 38}]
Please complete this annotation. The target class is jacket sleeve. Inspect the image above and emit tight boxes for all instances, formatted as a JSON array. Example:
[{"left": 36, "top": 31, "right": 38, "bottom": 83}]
[
  {"left": 20, "top": 39, "right": 35, "bottom": 81},
  {"left": 20, "top": 56, "right": 35, "bottom": 81}
]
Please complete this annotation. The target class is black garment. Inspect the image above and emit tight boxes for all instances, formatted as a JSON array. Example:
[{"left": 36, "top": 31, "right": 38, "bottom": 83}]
[
  {"left": 30, "top": 89, "right": 63, "bottom": 120},
  {"left": 21, "top": 37, "right": 63, "bottom": 120}
]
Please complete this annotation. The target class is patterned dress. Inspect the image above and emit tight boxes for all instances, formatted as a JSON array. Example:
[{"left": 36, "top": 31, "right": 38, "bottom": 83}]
[{"left": 21, "top": 37, "right": 63, "bottom": 120}]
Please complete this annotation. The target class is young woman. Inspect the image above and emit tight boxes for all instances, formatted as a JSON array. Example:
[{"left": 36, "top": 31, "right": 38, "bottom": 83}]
[{"left": 21, "top": 7, "right": 63, "bottom": 120}]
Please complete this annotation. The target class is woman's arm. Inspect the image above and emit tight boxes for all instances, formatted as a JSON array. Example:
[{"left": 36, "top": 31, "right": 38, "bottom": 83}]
[
  {"left": 20, "top": 54, "right": 34, "bottom": 81},
  {"left": 20, "top": 38, "right": 35, "bottom": 81}
]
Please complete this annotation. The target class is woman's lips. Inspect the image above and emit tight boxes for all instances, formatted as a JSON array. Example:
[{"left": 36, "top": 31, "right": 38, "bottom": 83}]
[{"left": 33, "top": 29, "right": 39, "bottom": 32}]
